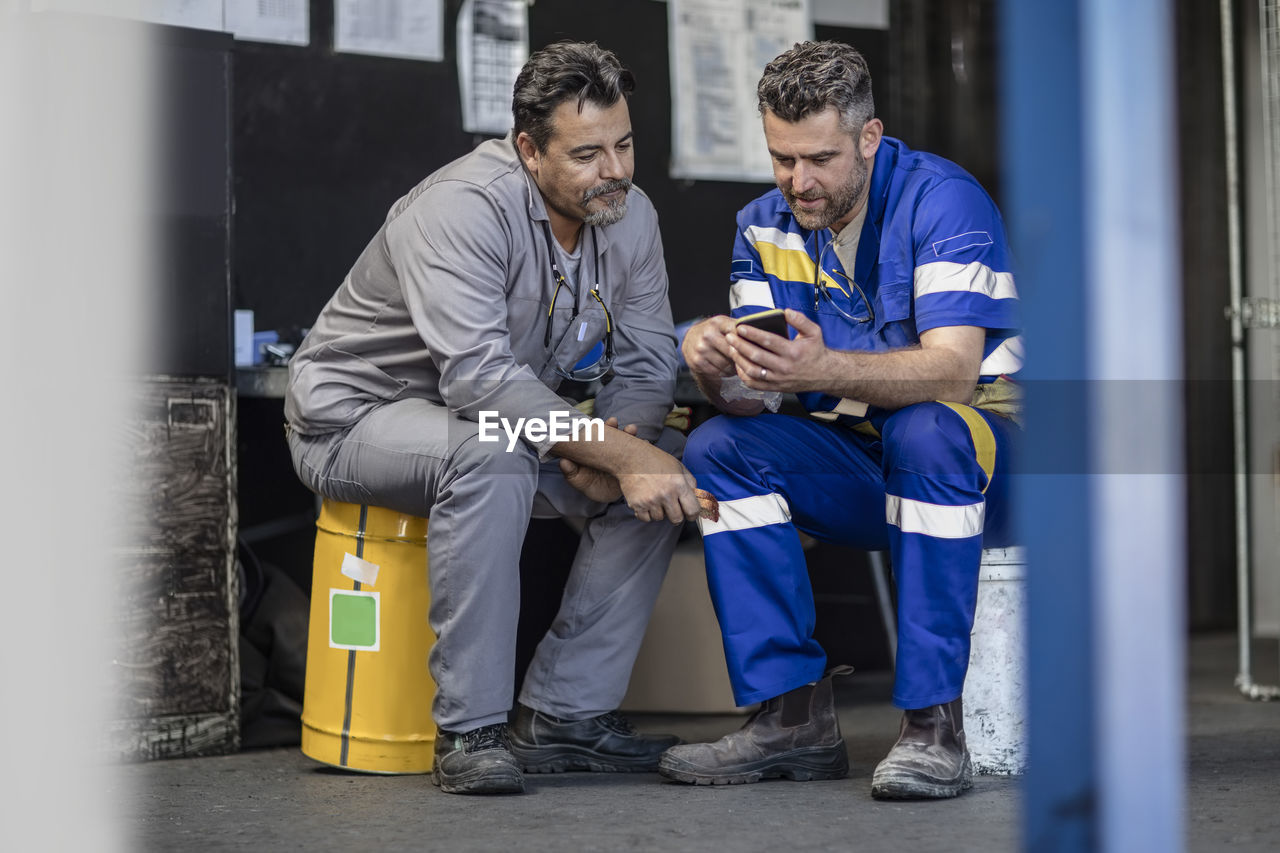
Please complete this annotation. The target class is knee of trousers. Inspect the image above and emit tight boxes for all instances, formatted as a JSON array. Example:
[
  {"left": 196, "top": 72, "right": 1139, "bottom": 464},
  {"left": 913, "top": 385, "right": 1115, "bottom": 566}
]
[
  {"left": 445, "top": 431, "right": 540, "bottom": 493},
  {"left": 684, "top": 415, "right": 766, "bottom": 479},
  {"left": 879, "top": 402, "right": 987, "bottom": 480}
]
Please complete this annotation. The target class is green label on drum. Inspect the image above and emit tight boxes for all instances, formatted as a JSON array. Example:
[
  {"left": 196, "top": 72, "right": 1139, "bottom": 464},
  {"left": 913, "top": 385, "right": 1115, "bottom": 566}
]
[{"left": 329, "top": 589, "right": 380, "bottom": 651}]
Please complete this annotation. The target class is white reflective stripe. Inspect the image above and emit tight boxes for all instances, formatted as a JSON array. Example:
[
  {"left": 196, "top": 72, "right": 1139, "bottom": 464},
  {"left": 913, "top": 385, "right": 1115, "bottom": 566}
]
[
  {"left": 743, "top": 224, "right": 808, "bottom": 253},
  {"left": 886, "top": 494, "right": 985, "bottom": 539},
  {"left": 914, "top": 260, "right": 1018, "bottom": 301},
  {"left": 729, "top": 278, "right": 775, "bottom": 311},
  {"left": 833, "top": 398, "right": 869, "bottom": 417},
  {"left": 809, "top": 397, "right": 870, "bottom": 421},
  {"left": 979, "top": 335, "right": 1025, "bottom": 376},
  {"left": 698, "top": 492, "right": 792, "bottom": 536}
]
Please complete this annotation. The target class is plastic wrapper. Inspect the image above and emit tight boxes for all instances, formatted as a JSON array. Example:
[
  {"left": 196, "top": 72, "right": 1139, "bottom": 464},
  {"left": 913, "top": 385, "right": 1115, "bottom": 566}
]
[{"left": 719, "top": 375, "right": 782, "bottom": 412}]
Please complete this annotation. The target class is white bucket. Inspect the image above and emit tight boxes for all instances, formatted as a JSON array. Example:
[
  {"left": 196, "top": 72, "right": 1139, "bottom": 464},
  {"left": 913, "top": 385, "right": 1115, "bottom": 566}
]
[{"left": 964, "top": 547, "right": 1027, "bottom": 775}]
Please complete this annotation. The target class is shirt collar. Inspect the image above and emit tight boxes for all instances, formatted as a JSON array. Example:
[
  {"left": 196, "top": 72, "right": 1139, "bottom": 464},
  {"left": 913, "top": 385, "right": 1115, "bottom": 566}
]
[
  {"left": 519, "top": 165, "right": 611, "bottom": 257},
  {"left": 865, "top": 134, "right": 901, "bottom": 229}
]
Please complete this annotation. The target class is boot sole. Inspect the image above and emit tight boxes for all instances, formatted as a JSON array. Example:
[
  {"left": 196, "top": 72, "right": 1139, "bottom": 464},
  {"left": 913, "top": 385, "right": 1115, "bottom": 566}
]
[
  {"left": 431, "top": 765, "right": 525, "bottom": 795},
  {"left": 870, "top": 757, "right": 973, "bottom": 800},
  {"left": 657, "top": 744, "right": 849, "bottom": 785},
  {"left": 509, "top": 742, "right": 662, "bottom": 773}
]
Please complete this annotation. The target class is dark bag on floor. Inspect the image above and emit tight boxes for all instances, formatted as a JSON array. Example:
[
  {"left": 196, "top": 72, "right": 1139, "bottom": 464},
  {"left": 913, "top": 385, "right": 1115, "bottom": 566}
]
[{"left": 238, "top": 541, "right": 309, "bottom": 748}]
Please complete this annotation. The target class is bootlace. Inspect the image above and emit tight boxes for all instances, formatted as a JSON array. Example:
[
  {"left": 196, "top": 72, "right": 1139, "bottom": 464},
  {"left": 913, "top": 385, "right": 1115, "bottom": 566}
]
[
  {"left": 462, "top": 723, "right": 508, "bottom": 752},
  {"left": 597, "top": 711, "right": 638, "bottom": 736}
]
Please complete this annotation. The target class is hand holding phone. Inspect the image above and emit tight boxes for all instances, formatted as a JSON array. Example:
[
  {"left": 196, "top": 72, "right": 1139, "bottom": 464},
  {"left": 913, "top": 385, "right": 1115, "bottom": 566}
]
[{"left": 734, "top": 308, "right": 788, "bottom": 338}]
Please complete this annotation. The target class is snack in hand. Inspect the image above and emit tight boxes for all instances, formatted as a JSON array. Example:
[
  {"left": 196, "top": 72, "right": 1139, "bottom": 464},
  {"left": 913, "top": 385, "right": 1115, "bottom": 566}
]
[{"left": 695, "top": 488, "right": 719, "bottom": 522}]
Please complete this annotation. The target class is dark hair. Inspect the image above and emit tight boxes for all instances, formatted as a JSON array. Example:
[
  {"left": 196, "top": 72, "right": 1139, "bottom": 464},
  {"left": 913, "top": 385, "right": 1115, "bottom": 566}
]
[
  {"left": 757, "top": 41, "right": 875, "bottom": 134},
  {"left": 512, "top": 41, "right": 635, "bottom": 152}
]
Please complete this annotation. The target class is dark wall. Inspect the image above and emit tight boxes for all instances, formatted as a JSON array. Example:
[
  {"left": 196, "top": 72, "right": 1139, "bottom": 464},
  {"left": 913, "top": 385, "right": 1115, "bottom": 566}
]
[
  {"left": 231, "top": 0, "right": 889, "bottom": 332},
  {"left": 232, "top": 1, "right": 472, "bottom": 336},
  {"left": 1178, "top": 0, "right": 1238, "bottom": 630},
  {"left": 890, "top": 0, "right": 1001, "bottom": 202},
  {"left": 154, "top": 24, "right": 233, "bottom": 378}
]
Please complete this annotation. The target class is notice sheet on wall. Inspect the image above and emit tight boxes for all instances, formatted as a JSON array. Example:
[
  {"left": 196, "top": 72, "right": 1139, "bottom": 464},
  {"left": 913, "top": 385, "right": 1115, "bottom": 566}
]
[
  {"left": 334, "top": 0, "right": 443, "bottom": 62},
  {"left": 668, "top": 0, "right": 812, "bottom": 182},
  {"left": 149, "top": 0, "right": 225, "bottom": 31},
  {"left": 129, "top": 0, "right": 226, "bottom": 31},
  {"left": 457, "top": 0, "right": 528, "bottom": 136},
  {"left": 30, "top": 0, "right": 225, "bottom": 30},
  {"left": 225, "top": 0, "right": 308, "bottom": 46}
]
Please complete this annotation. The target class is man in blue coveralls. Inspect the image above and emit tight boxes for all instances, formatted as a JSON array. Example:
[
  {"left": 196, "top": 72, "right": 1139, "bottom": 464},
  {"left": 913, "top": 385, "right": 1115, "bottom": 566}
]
[{"left": 658, "top": 41, "right": 1022, "bottom": 800}]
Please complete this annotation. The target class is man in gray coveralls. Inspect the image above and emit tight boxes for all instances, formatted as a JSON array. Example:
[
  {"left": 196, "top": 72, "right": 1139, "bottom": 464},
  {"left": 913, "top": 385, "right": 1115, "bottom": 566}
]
[{"left": 284, "top": 41, "right": 701, "bottom": 795}]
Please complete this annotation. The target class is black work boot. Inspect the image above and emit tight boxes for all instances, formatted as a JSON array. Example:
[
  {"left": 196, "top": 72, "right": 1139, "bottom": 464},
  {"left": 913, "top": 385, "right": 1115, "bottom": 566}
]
[
  {"left": 431, "top": 723, "right": 524, "bottom": 794},
  {"left": 870, "top": 696, "right": 972, "bottom": 799},
  {"left": 507, "top": 705, "right": 681, "bottom": 772},
  {"left": 656, "top": 666, "right": 852, "bottom": 785}
]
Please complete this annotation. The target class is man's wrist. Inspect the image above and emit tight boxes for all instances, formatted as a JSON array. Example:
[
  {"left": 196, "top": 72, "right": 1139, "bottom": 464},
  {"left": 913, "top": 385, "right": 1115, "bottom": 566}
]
[{"left": 692, "top": 369, "right": 728, "bottom": 395}]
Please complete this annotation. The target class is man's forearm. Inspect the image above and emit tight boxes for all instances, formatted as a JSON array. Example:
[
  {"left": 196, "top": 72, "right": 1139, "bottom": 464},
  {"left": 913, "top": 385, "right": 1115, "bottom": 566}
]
[
  {"left": 803, "top": 346, "right": 977, "bottom": 409},
  {"left": 549, "top": 424, "right": 664, "bottom": 476},
  {"left": 548, "top": 415, "right": 701, "bottom": 523}
]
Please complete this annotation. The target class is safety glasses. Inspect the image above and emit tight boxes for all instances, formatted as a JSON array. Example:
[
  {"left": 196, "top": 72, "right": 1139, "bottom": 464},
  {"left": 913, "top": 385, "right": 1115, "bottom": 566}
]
[
  {"left": 813, "top": 238, "right": 876, "bottom": 326},
  {"left": 540, "top": 222, "right": 616, "bottom": 382}
]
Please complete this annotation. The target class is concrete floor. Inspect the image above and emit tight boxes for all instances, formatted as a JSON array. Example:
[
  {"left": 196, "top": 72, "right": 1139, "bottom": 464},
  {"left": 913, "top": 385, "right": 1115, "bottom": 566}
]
[{"left": 118, "top": 633, "right": 1278, "bottom": 852}]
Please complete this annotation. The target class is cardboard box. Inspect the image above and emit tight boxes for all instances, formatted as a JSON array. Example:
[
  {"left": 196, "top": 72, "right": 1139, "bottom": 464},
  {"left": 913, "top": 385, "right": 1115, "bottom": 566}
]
[{"left": 622, "top": 540, "right": 746, "bottom": 714}]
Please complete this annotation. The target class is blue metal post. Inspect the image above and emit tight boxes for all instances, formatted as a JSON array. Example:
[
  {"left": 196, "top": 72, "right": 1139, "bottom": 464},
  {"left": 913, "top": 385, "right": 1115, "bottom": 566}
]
[{"left": 1000, "top": 1, "right": 1186, "bottom": 850}]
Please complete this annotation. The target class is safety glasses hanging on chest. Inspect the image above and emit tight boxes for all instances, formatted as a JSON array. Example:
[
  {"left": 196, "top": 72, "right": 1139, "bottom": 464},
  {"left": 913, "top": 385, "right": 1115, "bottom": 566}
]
[
  {"left": 813, "top": 238, "right": 876, "bottom": 326},
  {"left": 540, "top": 221, "right": 616, "bottom": 382}
]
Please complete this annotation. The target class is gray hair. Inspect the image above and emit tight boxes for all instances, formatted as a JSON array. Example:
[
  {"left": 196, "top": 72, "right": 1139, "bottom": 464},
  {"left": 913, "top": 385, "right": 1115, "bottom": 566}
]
[
  {"left": 757, "top": 41, "right": 875, "bottom": 134},
  {"left": 512, "top": 41, "right": 635, "bottom": 153}
]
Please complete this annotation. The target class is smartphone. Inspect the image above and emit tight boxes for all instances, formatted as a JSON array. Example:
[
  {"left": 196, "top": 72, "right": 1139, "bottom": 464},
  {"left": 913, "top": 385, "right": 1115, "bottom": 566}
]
[{"left": 735, "top": 308, "right": 789, "bottom": 338}]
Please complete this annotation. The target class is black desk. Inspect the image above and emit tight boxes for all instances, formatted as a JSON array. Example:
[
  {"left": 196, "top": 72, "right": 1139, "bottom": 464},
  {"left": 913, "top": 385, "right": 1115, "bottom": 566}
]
[{"left": 236, "top": 365, "right": 290, "bottom": 399}]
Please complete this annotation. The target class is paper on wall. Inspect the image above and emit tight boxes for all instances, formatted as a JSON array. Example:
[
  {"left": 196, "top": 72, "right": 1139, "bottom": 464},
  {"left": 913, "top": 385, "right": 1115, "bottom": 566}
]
[
  {"left": 225, "top": 0, "right": 308, "bottom": 46},
  {"left": 457, "top": 0, "right": 528, "bottom": 136},
  {"left": 668, "top": 0, "right": 812, "bottom": 183},
  {"left": 335, "top": 0, "right": 443, "bottom": 62}
]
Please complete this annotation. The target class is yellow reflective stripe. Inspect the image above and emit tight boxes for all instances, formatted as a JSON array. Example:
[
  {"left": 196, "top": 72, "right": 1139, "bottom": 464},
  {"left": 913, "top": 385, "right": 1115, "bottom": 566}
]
[
  {"left": 851, "top": 421, "right": 880, "bottom": 439},
  {"left": 754, "top": 240, "right": 814, "bottom": 285},
  {"left": 753, "top": 241, "right": 844, "bottom": 293},
  {"left": 938, "top": 401, "right": 997, "bottom": 493}
]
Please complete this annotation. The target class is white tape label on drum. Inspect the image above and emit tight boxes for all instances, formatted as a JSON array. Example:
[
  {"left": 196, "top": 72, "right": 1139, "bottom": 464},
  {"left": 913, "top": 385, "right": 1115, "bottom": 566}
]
[{"left": 341, "top": 552, "right": 380, "bottom": 586}]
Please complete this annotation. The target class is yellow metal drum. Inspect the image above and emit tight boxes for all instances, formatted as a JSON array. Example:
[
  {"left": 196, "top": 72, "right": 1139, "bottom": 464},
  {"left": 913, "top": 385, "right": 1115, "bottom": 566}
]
[{"left": 301, "top": 500, "right": 436, "bottom": 774}]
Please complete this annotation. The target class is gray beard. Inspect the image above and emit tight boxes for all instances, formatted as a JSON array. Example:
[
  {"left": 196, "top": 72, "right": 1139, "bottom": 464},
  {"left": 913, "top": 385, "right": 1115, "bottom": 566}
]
[
  {"left": 583, "top": 180, "right": 631, "bottom": 227},
  {"left": 583, "top": 198, "right": 628, "bottom": 227}
]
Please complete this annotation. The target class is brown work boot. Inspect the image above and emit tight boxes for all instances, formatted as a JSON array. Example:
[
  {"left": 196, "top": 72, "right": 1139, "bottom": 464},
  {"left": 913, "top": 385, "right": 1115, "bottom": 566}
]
[
  {"left": 870, "top": 696, "right": 972, "bottom": 799},
  {"left": 657, "top": 666, "right": 852, "bottom": 785}
]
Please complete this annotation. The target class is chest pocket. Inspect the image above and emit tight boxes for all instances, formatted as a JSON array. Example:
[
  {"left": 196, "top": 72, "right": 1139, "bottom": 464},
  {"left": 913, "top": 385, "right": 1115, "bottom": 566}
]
[
  {"left": 870, "top": 261, "right": 917, "bottom": 349},
  {"left": 541, "top": 301, "right": 609, "bottom": 380}
]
